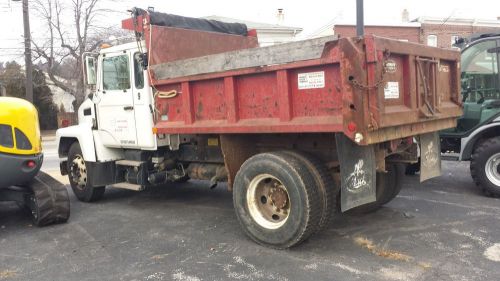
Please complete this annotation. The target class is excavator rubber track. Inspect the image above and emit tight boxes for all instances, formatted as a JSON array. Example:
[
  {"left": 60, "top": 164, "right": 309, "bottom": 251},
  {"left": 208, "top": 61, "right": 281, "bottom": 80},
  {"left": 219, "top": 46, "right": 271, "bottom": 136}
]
[{"left": 25, "top": 171, "right": 70, "bottom": 226}]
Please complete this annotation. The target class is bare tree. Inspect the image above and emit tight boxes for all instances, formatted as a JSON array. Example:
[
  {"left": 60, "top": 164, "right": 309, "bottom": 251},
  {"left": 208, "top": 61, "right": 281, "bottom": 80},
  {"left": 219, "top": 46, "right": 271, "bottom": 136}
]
[{"left": 31, "top": 0, "right": 127, "bottom": 108}]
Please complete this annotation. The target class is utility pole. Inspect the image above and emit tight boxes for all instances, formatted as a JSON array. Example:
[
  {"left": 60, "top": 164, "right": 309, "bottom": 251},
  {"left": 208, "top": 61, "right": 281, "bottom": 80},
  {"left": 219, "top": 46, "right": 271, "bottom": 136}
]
[
  {"left": 356, "top": 0, "right": 365, "bottom": 36},
  {"left": 13, "top": 0, "right": 33, "bottom": 102}
]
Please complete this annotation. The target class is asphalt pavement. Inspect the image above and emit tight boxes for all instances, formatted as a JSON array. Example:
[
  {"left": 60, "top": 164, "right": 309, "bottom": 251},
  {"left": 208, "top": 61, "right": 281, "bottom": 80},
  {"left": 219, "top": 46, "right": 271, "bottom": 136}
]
[{"left": 0, "top": 139, "right": 499, "bottom": 281}]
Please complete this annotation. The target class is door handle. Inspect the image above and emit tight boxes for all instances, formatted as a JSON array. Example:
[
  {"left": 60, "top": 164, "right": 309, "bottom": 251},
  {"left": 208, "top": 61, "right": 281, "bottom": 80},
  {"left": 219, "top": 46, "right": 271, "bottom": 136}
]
[{"left": 123, "top": 106, "right": 134, "bottom": 111}]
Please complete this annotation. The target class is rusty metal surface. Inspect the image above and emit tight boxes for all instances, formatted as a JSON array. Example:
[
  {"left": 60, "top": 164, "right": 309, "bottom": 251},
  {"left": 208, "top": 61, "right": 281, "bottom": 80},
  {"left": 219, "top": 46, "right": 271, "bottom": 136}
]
[
  {"left": 122, "top": 14, "right": 258, "bottom": 69},
  {"left": 363, "top": 117, "right": 457, "bottom": 144},
  {"left": 149, "top": 34, "right": 461, "bottom": 145},
  {"left": 186, "top": 163, "right": 227, "bottom": 183},
  {"left": 147, "top": 26, "right": 258, "bottom": 72},
  {"left": 151, "top": 36, "right": 337, "bottom": 81},
  {"left": 219, "top": 135, "right": 257, "bottom": 191}
]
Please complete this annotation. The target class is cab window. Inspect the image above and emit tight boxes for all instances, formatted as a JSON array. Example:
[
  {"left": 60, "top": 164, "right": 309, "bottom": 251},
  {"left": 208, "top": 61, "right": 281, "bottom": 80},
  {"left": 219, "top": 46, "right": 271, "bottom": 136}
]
[
  {"left": 461, "top": 40, "right": 499, "bottom": 103},
  {"left": 0, "top": 124, "right": 14, "bottom": 148},
  {"left": 134, "top": 52, "right": 145, "bottom": 89},
  {"left": 14, "top": 128, "right": 32, "bottom": 150},
  {"left": 102, "top": 55, "right": 130, "bottom": 91}
]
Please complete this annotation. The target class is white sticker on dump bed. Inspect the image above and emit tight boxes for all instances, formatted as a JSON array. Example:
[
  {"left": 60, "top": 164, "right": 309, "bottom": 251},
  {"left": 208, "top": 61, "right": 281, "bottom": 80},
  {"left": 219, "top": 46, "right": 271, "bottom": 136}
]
[
  {"left": 298, "top": 71, "right": 325, "bottom": 89},
  {"left": 384, "top": 81, "right": 399, "bottom": 99}
]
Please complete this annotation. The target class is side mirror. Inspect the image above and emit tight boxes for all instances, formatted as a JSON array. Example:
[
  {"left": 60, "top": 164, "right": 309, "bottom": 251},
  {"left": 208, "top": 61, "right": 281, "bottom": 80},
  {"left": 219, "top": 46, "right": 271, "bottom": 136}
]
[{"left": 85, "top": 56, "right": 97, "bottom": 85}]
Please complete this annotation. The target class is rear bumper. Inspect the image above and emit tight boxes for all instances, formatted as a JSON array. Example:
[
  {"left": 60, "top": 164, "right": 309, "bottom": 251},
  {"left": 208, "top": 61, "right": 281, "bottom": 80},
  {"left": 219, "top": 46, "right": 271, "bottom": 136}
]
[
  {"left": 0, "top": 152, "right": 43, "bottom": 189},
  {"left": 363, "top": 117, "right": 457, "bottom": 145}
]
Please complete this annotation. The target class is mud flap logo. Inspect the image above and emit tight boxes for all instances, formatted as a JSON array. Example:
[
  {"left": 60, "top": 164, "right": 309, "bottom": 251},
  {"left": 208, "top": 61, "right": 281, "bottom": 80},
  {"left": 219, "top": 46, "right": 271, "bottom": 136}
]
[
  {"left": 423, "top": 141, "right": 438, "bottom": 168},
  {"left": 346, "top": 159, "right": 369, "bottom": 193},
  {"left": 335, "top": 134, "right": 377, "bottom": 212},
  {"left": 419, "top": 132, "right": 442, "bottom": 182}
]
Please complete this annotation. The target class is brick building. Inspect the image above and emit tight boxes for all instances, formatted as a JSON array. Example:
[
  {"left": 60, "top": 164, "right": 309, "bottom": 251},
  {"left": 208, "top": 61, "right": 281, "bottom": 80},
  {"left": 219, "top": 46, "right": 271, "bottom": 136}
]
[
  {"left": 333, "top": 23, "right": 420, "bottom": 43},
  {"left": 313, "top": 16, "right": 500, "bottom": 49},
  {"left": 417, "top": 17, "right": 500, "bottom": 48}
]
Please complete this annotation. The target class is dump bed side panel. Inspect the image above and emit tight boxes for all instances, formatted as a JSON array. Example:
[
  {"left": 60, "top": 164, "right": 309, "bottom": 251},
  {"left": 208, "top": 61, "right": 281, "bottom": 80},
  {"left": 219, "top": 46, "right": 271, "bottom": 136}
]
[{"left": 153, "top": 62, "right": 344, "bottom": 134}]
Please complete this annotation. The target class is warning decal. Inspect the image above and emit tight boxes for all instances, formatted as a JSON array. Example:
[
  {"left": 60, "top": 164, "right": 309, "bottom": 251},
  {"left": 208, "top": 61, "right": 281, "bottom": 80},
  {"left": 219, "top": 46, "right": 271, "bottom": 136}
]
[
  {"left": 384, "top": 81, "right": 400, "bottom": 99},
  {"left": 298, "top": 71, "right": 325, "bottom": 90}
]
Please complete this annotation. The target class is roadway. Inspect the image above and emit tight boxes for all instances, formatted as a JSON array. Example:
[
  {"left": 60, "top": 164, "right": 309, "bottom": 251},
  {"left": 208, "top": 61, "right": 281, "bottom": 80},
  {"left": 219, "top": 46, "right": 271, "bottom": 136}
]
[{"left": 0, "top": 139, "right": 499, "bottom": 280}]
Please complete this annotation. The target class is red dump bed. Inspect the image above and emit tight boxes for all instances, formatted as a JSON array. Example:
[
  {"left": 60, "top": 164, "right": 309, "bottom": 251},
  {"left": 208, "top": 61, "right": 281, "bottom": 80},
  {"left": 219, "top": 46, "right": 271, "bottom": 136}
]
[{"left": 123, "top": 15, "right": 462, "bottom": 145}]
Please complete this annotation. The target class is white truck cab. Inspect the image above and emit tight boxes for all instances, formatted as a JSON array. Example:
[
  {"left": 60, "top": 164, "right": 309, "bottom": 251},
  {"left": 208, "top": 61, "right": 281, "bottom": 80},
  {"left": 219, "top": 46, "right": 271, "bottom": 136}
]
[
  {"left": 58, "top": 42, "right": 157, "bottom": 156},
  {"left": 56, "top": 42, "right": 175, "bottom": 200}
]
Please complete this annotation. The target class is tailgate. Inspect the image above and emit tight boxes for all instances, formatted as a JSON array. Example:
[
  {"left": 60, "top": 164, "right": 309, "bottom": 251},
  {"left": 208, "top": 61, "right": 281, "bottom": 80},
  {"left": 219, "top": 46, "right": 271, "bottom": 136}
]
[{"left": 339, "top": 36, "right": 463, "bottom": 145}]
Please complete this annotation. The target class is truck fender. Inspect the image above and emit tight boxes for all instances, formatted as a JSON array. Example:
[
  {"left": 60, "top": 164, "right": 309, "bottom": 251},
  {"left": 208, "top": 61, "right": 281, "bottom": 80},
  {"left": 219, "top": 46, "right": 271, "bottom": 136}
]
[
  {"left": 460, "top": 120, "right": 500, "bottom": 161},
  {"left": 56, "top": 122, "right": 97, "bottom": 162}
]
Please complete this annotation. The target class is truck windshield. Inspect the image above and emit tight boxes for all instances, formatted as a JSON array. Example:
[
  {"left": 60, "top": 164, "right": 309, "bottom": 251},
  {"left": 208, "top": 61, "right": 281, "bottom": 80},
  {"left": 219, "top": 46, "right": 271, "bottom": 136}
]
[
  {"left": 461, "top": 40, "right": 499, "bottom": 103},
  {"left": 102, "top": 55, "right": 130, "bottom": 91}
]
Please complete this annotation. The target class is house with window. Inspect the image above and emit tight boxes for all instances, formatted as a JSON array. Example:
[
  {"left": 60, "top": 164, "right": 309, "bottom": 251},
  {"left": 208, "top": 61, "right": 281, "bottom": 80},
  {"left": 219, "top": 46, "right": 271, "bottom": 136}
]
[
  {"left": 417, "top": 17, "right": 500, "bottom": 48},
  {"left": 312, "top": 11, "right": 500, "bottom": 49}
]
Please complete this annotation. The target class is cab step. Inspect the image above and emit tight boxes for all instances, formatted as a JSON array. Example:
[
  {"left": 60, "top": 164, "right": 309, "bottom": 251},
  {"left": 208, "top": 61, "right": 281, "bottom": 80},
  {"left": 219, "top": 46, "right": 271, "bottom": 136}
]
[{"left": 111, "top": 182, "right": 145, "bottom": 191}]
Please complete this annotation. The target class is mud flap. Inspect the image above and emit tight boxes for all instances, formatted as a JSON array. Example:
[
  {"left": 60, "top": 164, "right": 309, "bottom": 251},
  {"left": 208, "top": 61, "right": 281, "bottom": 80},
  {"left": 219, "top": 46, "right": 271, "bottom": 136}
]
[
  {"left": 336, "top": 134, "right": 377, "bottom": 212},
  {"left": 419, "top": 132, "right": 442, "bottom": 182}
]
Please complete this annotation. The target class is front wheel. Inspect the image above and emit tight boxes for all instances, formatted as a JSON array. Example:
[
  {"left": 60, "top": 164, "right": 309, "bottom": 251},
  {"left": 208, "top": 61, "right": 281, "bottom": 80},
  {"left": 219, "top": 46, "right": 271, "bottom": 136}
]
[
  {"left": 471, "top": 137, "right": 500, "bottom": 197},
  {"left": 67, "top": 142, "right": 105, "bottom": 202},
  {"left": 233, "top": 152, "right": 322, "bottom": 249}
]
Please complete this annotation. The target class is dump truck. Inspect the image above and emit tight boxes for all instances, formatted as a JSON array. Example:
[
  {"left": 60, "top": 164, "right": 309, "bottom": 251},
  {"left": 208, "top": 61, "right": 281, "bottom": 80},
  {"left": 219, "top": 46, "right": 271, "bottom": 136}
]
[
  {"left": 56, "top": 8, "right": 462, "bottom": 248},
  {"left": 0, "top": 97, "right": 70, "bottom": 226}
]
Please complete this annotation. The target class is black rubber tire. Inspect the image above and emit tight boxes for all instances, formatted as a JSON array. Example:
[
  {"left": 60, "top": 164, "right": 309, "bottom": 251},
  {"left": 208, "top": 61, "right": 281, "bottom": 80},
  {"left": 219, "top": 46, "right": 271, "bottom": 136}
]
[
  {"left": 278, "top": 151, "right": 338, "bottom": 232},
  {"left": 405, "top": 160, "right": 420, "bottom": 175},
  {"left": 380, "top": 164, "right": 404, "bottom": 205},
  {"left": 233, "top": 152, "right": 322, "bottom": 249},
  {"left": 67, "top": 142, "right": 105, "bottom": 202},
  {"left": 346, "top": 163, "right": 402, "bottom": 214},
  {"left": 470, "top": 137, "right": 500, "bottom": 197},
  {"left": 27, "top": 171, "right": 70, "bottom": 226}
]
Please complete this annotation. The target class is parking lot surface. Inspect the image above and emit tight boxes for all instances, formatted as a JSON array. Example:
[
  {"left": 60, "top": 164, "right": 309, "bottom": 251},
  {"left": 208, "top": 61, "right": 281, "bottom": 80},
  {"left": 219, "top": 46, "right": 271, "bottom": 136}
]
[{"left": 1, "top": 159, "right": 500, "bottom": 281}]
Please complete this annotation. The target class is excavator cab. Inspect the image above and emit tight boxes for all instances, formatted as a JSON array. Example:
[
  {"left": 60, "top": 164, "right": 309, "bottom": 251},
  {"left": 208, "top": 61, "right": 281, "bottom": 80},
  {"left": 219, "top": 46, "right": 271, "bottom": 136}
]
[{"left": 0, "top": 97, "right": 70, "bottom": 226}]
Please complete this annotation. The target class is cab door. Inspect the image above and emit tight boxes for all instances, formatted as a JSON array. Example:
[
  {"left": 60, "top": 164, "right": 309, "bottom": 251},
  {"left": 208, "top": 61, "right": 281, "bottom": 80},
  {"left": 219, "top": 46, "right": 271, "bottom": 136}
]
[
  {"left": 131, "top": 52, "right": 156, "bottom": 149},
  {"left": 96, "top": 51, "right": 138, "bottom": 148}
]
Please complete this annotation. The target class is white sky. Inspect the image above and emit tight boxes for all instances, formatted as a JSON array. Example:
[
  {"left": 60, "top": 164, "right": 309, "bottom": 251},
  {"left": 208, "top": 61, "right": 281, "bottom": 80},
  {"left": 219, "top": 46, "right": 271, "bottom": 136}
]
[{"left": 1, "top": 0, "right": 500, "bottom": 62}]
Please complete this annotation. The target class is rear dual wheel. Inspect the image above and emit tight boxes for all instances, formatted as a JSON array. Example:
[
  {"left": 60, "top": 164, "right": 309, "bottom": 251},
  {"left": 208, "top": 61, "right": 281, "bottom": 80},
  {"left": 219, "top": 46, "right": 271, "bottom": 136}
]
[
  {"left": 233, "top": 151, "right": 337, "bottom": 249},
  {"left": 279, "top": 151, "right": 338, "bottom": 231}
]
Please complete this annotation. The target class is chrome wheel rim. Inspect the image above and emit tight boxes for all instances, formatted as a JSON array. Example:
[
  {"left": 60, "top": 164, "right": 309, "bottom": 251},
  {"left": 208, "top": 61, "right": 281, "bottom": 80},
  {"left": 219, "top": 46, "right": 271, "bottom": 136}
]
[
  {"left": 485, "top": 152, "right": 500, "bottom": 187},
  {"left": 70, "top": 155, "right": 87, "bottom": 190},
  {"left": 246, "top": 174, "right": 291, "bottom": 229}
]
